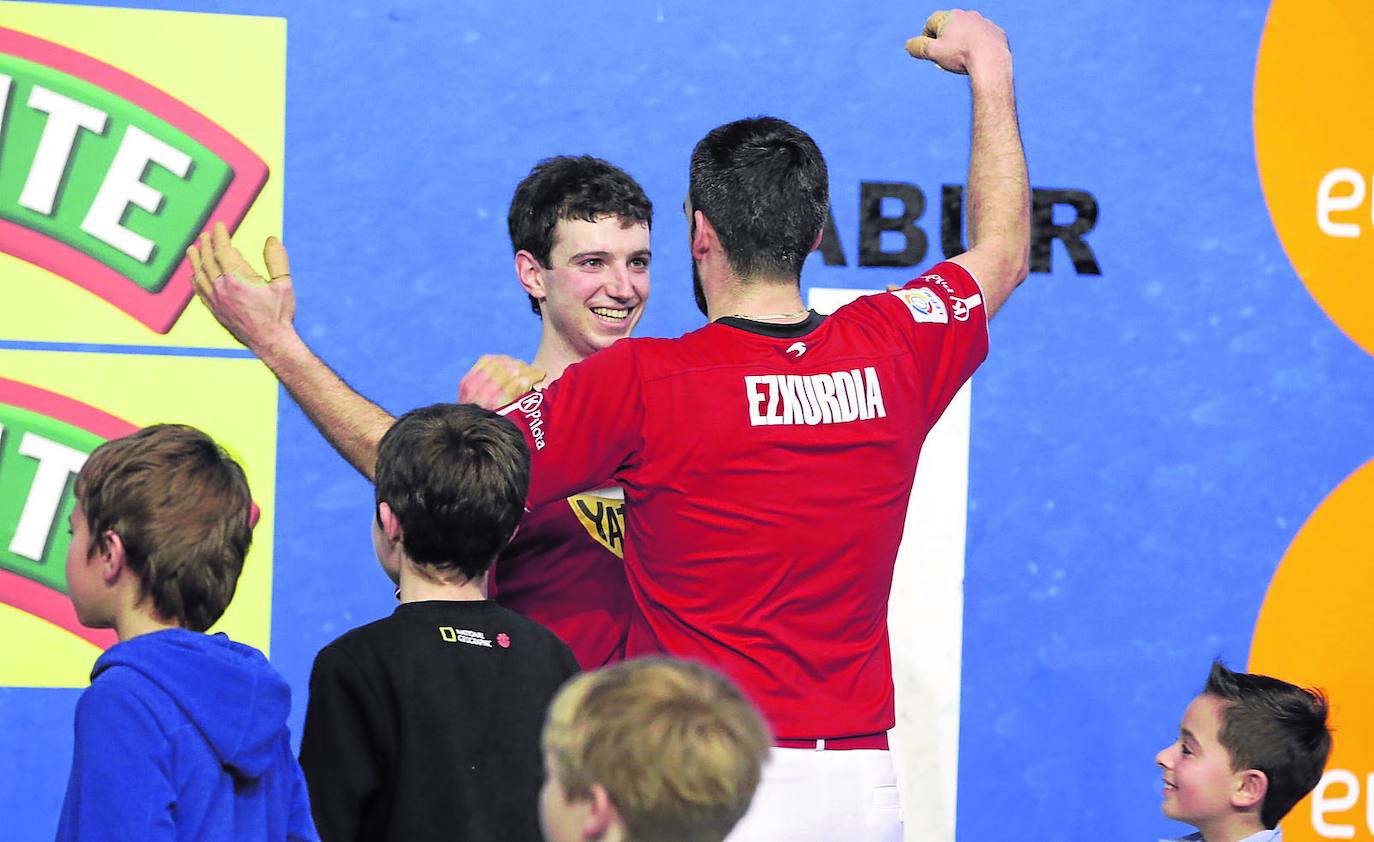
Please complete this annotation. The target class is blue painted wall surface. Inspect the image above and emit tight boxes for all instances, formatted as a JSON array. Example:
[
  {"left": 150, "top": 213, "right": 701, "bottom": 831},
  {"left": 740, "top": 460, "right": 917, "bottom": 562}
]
[{"left": 2, "top": 1, "right": 1371, "bottom": 840}]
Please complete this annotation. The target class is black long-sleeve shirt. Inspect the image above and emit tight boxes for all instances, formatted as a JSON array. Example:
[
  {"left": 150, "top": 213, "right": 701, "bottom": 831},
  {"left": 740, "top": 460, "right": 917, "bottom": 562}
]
[{"left": 298, "top": 600, "right": 580, "bottom": 842}]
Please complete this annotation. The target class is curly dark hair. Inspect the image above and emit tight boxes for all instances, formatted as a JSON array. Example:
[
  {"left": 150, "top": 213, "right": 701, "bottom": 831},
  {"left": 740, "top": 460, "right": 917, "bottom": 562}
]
[{"left": 508, "top": 155, "right": 652, "bottom": 316}]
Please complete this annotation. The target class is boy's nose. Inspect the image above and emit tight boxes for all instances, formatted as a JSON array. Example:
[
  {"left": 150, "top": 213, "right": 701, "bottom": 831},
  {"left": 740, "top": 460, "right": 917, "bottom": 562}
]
[{"left": 1154, "top": 746, "right": 1170, "bottom": 768}]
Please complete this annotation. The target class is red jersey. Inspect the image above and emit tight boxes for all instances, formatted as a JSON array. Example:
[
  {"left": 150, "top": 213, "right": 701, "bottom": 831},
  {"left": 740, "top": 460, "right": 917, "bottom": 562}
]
[
  {"left": 489, "top": 492, "right": 632, "bottom": 669},
  {"left": 498, "top": 261, "right": 988, "bottom": 738}
]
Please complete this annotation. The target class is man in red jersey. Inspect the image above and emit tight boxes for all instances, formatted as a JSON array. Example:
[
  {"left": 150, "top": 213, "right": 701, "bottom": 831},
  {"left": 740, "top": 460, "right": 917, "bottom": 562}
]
[
  {"left": 188, "top": 156, "right": 651, "bottom": 669},
  {"left": 494, "top": 11, "right": 1029, "bottom": 841},
  {"left": 194, "top": 9, "right": 1026, "bottom": 838}
]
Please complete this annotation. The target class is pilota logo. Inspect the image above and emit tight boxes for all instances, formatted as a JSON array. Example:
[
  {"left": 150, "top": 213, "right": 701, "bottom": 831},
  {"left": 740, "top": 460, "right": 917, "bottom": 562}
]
[
  {"left": 0, "top": 377, "right": 137, "bottom": 650},
  {"left": 0, "top": 26, "right": 268, "bottom": 333}
]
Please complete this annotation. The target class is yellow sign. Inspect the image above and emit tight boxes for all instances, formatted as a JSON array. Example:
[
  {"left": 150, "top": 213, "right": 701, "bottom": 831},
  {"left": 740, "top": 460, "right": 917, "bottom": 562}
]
[
  {"left": 0, "top": 349, "right": 280, "bottom": 686},
  {"left": 0, "top": 4, "right": 284, "bottom": 687},
  {"left": 0, "top": 2, "right": 284, "bottom": 345}
]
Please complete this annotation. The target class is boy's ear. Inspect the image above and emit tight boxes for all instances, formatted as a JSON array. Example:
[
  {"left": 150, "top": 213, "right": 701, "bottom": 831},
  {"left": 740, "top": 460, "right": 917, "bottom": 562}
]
[
  {"left": 97, "top": 530, "right": 127, "bottom": 584},
  {"left": 583, "top": 782, "right": 619, "bottom": 840},
  {"left": 1233, "top": 768, "right": 1268, "bottom": 810},
  {"left": 377, "top": 502, "right": 404, "bottom": 544}
]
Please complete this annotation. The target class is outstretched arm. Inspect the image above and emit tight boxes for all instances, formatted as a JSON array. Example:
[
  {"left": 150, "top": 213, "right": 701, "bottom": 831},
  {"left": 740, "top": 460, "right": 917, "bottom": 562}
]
[
  {"left": 188, "top": 224, "right": 393, "bottom": 480},
  {"left": 908, "top": 9, "right": 1029, "bottom": 317}
]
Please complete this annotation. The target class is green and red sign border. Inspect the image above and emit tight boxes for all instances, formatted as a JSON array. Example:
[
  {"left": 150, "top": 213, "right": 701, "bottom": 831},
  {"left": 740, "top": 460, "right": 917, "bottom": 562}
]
[
  {"left": 0, "top": 26, "right": 268, "bottom": 334},
  {"left": 0, "top": 376, "right": 135, "bottom": 650}
]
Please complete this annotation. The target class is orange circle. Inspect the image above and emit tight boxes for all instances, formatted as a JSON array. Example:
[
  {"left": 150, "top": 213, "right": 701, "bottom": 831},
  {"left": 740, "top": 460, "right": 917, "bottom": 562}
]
[
  {"left": 1249, "top": 457, "right": 1374, "bottom": 840},
  {"left": 1255, "top": 0, "right": 1374, "bottom": 358}
]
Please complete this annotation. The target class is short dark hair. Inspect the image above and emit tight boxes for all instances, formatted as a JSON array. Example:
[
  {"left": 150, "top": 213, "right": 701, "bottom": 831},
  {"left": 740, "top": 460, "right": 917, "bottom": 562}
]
[
  {"left": 1204, "top": 660, "right": 1332, "bottom": 828},
  {"left": 688, "top": 116, "right": 829, "bottom": 281},
  {"left": 375, "top": 403, "right": 530, "bottom": 580},
  {"left": 508, "top": 155, "right": 653, "bottom": 316},
  {"left": 75, "top": 424, "right": 253, "bottom": 632}
]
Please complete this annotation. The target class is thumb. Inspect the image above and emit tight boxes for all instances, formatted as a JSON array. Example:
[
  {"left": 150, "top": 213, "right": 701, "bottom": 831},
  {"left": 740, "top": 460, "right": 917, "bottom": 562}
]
[
  {"left": 263, "top": 236, "right": 291, "bottom": 280},
  {"left": 905, "top": 35, "right": 937, "bottom": 60}
]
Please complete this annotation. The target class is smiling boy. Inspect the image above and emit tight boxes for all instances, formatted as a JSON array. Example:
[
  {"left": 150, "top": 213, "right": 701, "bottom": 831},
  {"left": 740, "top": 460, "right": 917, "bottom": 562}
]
[{"left": 1156, "top": 661, "right": 1332, "bottom": 842}]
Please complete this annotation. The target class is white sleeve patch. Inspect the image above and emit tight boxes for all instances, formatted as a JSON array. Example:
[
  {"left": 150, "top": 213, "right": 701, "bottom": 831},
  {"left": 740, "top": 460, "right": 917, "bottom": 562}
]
[{"left": 889, "top": 286, "right": 949, "bottom": 325}]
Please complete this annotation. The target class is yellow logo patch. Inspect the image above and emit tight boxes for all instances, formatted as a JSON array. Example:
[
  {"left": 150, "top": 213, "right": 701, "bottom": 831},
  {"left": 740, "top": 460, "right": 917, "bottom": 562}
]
[{"left": 568, "top": 493, "right": 625, "bottom": 559}]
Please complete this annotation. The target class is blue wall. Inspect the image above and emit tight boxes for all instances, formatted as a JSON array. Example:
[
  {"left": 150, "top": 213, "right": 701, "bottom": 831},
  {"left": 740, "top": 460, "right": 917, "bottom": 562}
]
[{"left": 3, "top": 1, "right": 1372, "bottom": 840}]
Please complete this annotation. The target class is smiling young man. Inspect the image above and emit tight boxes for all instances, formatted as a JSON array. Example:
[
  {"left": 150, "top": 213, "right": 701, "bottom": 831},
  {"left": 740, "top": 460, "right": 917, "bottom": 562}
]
[
  {"left": 460, "top": 157, "right": 651, "bottom": 668},
  {"left": 190, "top": 156, "right": 651, "bottom": 668},
  {"left": 512, "top": 161, "right": 650, "bottom": 374}
]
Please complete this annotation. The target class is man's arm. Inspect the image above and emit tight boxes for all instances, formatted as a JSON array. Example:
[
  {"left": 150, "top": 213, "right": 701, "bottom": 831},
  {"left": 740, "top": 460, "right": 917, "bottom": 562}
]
[
  {"left": 188, "top": 224, "right": 393, "bottom": 479},
  {"left": 908, "top": 10, "right": 1029, "bottom": 317}
]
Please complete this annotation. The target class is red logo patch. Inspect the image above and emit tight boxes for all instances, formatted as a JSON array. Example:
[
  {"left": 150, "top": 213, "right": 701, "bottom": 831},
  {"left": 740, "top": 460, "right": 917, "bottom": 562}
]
[{"left": 496, "top": 633, "right": 511, "bottom": 649}]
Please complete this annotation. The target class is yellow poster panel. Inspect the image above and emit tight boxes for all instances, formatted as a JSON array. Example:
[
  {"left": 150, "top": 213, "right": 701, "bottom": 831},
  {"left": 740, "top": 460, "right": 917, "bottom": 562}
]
[
  {"left": 0, "top": 348, "right": 279, "bottom": 687},
  {"left": 0, "top": 2, "right": 284, "bottom": 346}
]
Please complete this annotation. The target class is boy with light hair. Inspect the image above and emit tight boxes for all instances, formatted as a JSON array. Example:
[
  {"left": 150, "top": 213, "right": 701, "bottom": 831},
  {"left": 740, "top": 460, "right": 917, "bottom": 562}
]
[
  {"left": 540, "top": 657, "right": 771, "bottom": 842},
  {"left": 56, "top": 424, "right": 316, "bottom": 842}
]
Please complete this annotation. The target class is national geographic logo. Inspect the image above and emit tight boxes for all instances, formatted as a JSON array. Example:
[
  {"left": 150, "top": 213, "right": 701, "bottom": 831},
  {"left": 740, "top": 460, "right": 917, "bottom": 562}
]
[
  {"left": 812, "top": 182, "right": 1100, "bottom": 276},
  {"left": 0, "top": 26, "right": 268, "bottom": 333}
]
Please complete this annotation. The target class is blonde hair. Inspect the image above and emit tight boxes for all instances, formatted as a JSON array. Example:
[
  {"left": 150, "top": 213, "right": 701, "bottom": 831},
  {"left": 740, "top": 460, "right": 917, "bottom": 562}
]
[{"left": 543, "top": 657, "right": 771, "bottom": 842}]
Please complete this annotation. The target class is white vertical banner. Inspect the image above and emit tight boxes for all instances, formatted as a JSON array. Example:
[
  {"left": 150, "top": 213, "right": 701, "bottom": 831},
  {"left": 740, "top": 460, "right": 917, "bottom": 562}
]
[{"left": 808, "top": 288, "right": 970, "bottom": 842}]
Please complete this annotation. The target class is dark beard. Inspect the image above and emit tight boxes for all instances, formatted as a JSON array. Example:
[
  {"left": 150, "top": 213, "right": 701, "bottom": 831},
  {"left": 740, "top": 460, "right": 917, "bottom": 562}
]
[{"left": 692, "top": 259, "right": 708, "bottom": 317}]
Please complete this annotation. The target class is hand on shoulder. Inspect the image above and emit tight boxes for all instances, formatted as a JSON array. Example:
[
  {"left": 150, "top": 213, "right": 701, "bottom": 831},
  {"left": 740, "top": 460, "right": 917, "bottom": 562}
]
[{"left": 458, "top": 354, "right": 546, "bottom": 409}]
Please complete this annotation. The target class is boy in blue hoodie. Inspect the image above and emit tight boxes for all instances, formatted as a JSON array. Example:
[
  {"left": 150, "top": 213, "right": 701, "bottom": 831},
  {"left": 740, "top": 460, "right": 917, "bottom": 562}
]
[{"left": 55, "top": 424, "right": 317, "bottom": 842}]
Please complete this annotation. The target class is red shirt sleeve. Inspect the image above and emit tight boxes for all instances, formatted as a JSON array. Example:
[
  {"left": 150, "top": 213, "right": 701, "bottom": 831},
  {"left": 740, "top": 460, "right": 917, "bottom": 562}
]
[
  {"left": 870, "top": 259, "right": 990, "bottom": 427},
  {"left": 497, "top": 340, "right": 645, "bottom": 509}
]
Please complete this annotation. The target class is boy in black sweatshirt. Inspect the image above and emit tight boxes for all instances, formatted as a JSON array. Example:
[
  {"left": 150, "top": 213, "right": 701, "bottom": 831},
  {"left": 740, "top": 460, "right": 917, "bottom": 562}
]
[{"left": 298, "top": 403, "right": 579, "bottom": 842}]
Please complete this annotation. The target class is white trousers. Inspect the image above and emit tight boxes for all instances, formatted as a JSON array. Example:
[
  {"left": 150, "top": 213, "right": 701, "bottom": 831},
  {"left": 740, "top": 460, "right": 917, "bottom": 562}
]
[{"left": 726, "top": 748, "right": 902, "bottom": 842}]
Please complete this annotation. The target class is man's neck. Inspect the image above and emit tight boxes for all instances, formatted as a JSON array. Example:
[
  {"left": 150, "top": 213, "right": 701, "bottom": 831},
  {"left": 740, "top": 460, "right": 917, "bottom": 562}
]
[
  {"left": 706, "top": 274, "right": 806, "bottom": 323},
  {"left": 531, "top": 331, "right": 583, "bottom": 383},
  {"left": 397, "top": 561, "right": 487, "bottom": 603}
]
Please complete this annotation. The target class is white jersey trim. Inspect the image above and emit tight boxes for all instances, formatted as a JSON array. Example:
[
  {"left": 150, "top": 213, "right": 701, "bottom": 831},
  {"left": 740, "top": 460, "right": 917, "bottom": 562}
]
[{"left": 945, "top": 256, "right": 992, "bottom": 341}]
